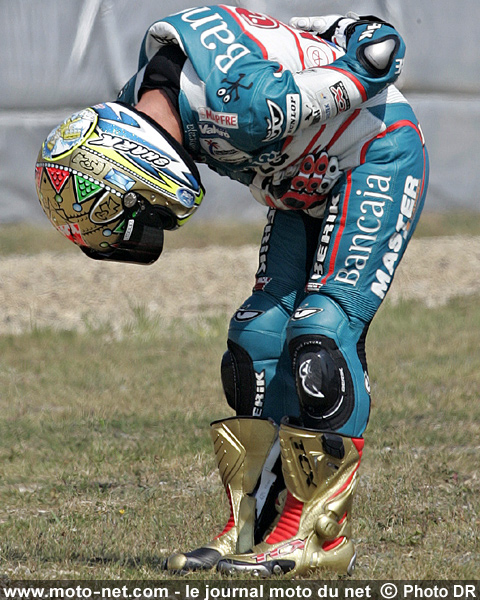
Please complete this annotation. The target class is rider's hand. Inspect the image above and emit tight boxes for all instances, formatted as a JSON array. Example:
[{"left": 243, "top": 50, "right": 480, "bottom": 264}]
[
  {"left": 289, "top": 14, "right": 359, "bottom": 50},
  {"left": 250, "top": 152, "right": 342, "bottom": 211}
]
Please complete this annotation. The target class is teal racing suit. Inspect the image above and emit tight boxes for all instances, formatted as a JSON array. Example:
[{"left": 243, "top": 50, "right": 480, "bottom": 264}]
[{"left": 119, "top": 6, "right": 429, "bottom": 438}]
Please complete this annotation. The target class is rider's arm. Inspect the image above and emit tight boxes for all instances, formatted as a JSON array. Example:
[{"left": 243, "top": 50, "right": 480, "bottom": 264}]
[
  {"left": 326, "top": 15, "right": 405, "bottom": 93},
  {"left": 288, "top": 14, "right": 405, "bottom": 127}
]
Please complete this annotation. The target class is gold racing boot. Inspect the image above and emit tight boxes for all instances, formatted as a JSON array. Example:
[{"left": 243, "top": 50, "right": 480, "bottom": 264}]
[
  {"left": 217, "top": 418, "right": 364, "bottom": 577},
  {"left": 164, "top": 416, "right": 282, "bottom": 573}
]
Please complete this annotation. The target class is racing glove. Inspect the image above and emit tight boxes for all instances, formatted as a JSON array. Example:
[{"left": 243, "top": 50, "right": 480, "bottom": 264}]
[
  {"left": 289, "top": 13, "right": 360, "bottom": 50},
  {"left": 250, "top": 151, "right": 341, "bottom": 211}
]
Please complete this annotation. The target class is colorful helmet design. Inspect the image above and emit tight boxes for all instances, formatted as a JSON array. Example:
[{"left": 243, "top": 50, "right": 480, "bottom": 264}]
[{"left": 35, "top": 101, "right": 204, "bottom": 264}]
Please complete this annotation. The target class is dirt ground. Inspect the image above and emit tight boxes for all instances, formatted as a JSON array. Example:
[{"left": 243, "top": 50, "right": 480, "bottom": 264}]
[{"left": 1, "top": 235, "right": 479, "bottom": 335}]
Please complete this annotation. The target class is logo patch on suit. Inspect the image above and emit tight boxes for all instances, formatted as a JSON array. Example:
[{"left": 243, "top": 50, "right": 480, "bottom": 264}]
[
  {"left": 234, "top": 309, "right": 265, "bottom": 322},
  {"left": 291, "top": 308, "right": 324, "bottom": 321}
]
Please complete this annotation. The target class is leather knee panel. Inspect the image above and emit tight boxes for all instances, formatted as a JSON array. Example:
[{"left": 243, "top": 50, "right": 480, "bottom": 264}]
[
  {"left": 221, "top": 340, "right": 265, "bottom": 416},
  {"left": 290, "top": 334, "right": 355, "bottom": 431}
]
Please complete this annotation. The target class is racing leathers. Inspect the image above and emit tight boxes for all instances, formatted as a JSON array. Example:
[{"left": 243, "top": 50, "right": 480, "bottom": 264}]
[
  {"left": 119, "top": 4, "right": 428, "bottom": 437},
  {"left": 119, "top": 5, "right": 429, "bottom": 575}
]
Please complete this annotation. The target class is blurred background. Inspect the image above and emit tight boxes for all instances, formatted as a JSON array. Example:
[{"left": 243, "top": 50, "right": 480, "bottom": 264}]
[{"left": 1, "top": 0, "right": 479, "bottom": 224}]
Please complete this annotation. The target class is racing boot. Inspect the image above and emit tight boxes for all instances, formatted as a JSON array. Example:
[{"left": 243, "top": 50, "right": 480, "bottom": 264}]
[
  {"left": 164, "top": 416, "right": 283, "bottom": 573},
  {"left": 217, "top": 418, "right": 364, "bottom": 577}
]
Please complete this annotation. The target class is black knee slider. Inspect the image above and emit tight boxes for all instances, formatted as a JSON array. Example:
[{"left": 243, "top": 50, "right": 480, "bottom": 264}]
[{"left": 289, "top": 334, "right": 355, "bottom": 431}]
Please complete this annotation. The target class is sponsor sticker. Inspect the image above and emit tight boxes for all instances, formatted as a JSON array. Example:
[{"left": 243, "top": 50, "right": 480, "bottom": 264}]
[
  {"left": 123, "top": 219, "right": 135, "bottom": 241},
  {"left": 176, "top": 188, "right": 196, "bottom": 208},
  {"left": 199, "top": 123, "right": 230, "bottom": 139},
  {"left": 89, "top": 133, "right": 170, "bottom": 170},
  {"left": 285, "top": 94, "right": 301, "bottom": 136},
  {"left": 263, "top": 100, "right": 284, "bottom": 142},
  {"left": 371, "top": 175, "right": 421, "bottom": 299},
  {"left": 329, "top": 81, "right": 351, "bottom": 113},
  {"left": 198, "top": 107, "right": 239, "bottom": 129},
  {"left": 253, "top": 370, "right": 266, "bottom": 417},
  {"left": 200, "top": 138, "right": 251, "bottom": 163}
]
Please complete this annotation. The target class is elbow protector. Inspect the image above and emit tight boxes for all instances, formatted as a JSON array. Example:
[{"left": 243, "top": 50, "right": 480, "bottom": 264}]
[
  {"left": 345, "top": 17, "right": 405, "bottom": 79},
  {"left": 356, "top": 35, "right": 401, "bottom": 77}
]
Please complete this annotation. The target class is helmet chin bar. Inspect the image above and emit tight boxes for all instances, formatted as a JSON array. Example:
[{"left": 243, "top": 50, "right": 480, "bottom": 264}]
[{"left": 81, "top": 204, "right": 172, "bottom": 265}]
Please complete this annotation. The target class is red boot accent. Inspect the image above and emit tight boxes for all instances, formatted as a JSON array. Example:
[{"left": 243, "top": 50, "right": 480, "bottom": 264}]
[
  {"left": 322, "top": 536, "right": 345, "bottom": 551},
  {"left": 265, "top": 491, "right": 304, "bottom": 544},
  {"left": 352, "top": 437, "right": 365, "bottom": 456},
  {"left": 214, "top": 487, "right": 235, "bottom": 538}
]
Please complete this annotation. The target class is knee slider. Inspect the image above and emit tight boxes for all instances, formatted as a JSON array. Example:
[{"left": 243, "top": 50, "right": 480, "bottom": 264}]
[
  {"left": 221, "top": 341, "right": 265, "bottom": 417},
  {"left": 290, "top": 334, "right": 355, "bottom": 431}
]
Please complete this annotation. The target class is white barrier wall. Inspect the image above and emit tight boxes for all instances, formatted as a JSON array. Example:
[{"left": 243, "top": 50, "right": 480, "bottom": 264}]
[{"left": 1, "top": 0, "right": 478, "bottom": 223}]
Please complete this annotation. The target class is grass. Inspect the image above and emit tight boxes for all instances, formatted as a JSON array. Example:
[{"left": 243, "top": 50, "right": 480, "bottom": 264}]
[
  {"left": 0, "top": 316, "right": 228, "bottom": 579},
  {"left": 1, "top": 210, "right": 479, "bottom": 256},
  {"left": 0, "top": 221, "right": 265, "bottom": 256},
  {"left": 0, "top": 299, "right": 478, "bottom": 580},
  {"left": 0, "top": 211, "right": 479, "bottom": 581}
]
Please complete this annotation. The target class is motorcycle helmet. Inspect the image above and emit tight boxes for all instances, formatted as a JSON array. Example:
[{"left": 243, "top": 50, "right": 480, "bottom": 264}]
[{"left": 35, "top": 101, "right": 204, "bottom": 264}]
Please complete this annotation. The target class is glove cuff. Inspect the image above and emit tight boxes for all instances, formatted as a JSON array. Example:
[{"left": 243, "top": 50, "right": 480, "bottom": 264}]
[
  {"left": 323, "top": 17, "right": 358, "bottom": 49},
  {"left": 344, "top": 15, "right": 393, "bottom": 47}
]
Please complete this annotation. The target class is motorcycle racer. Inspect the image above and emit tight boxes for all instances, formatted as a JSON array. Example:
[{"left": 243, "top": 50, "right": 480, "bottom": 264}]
[{"left": 35, "top": 6, "right": 429, "bottom": 577}]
